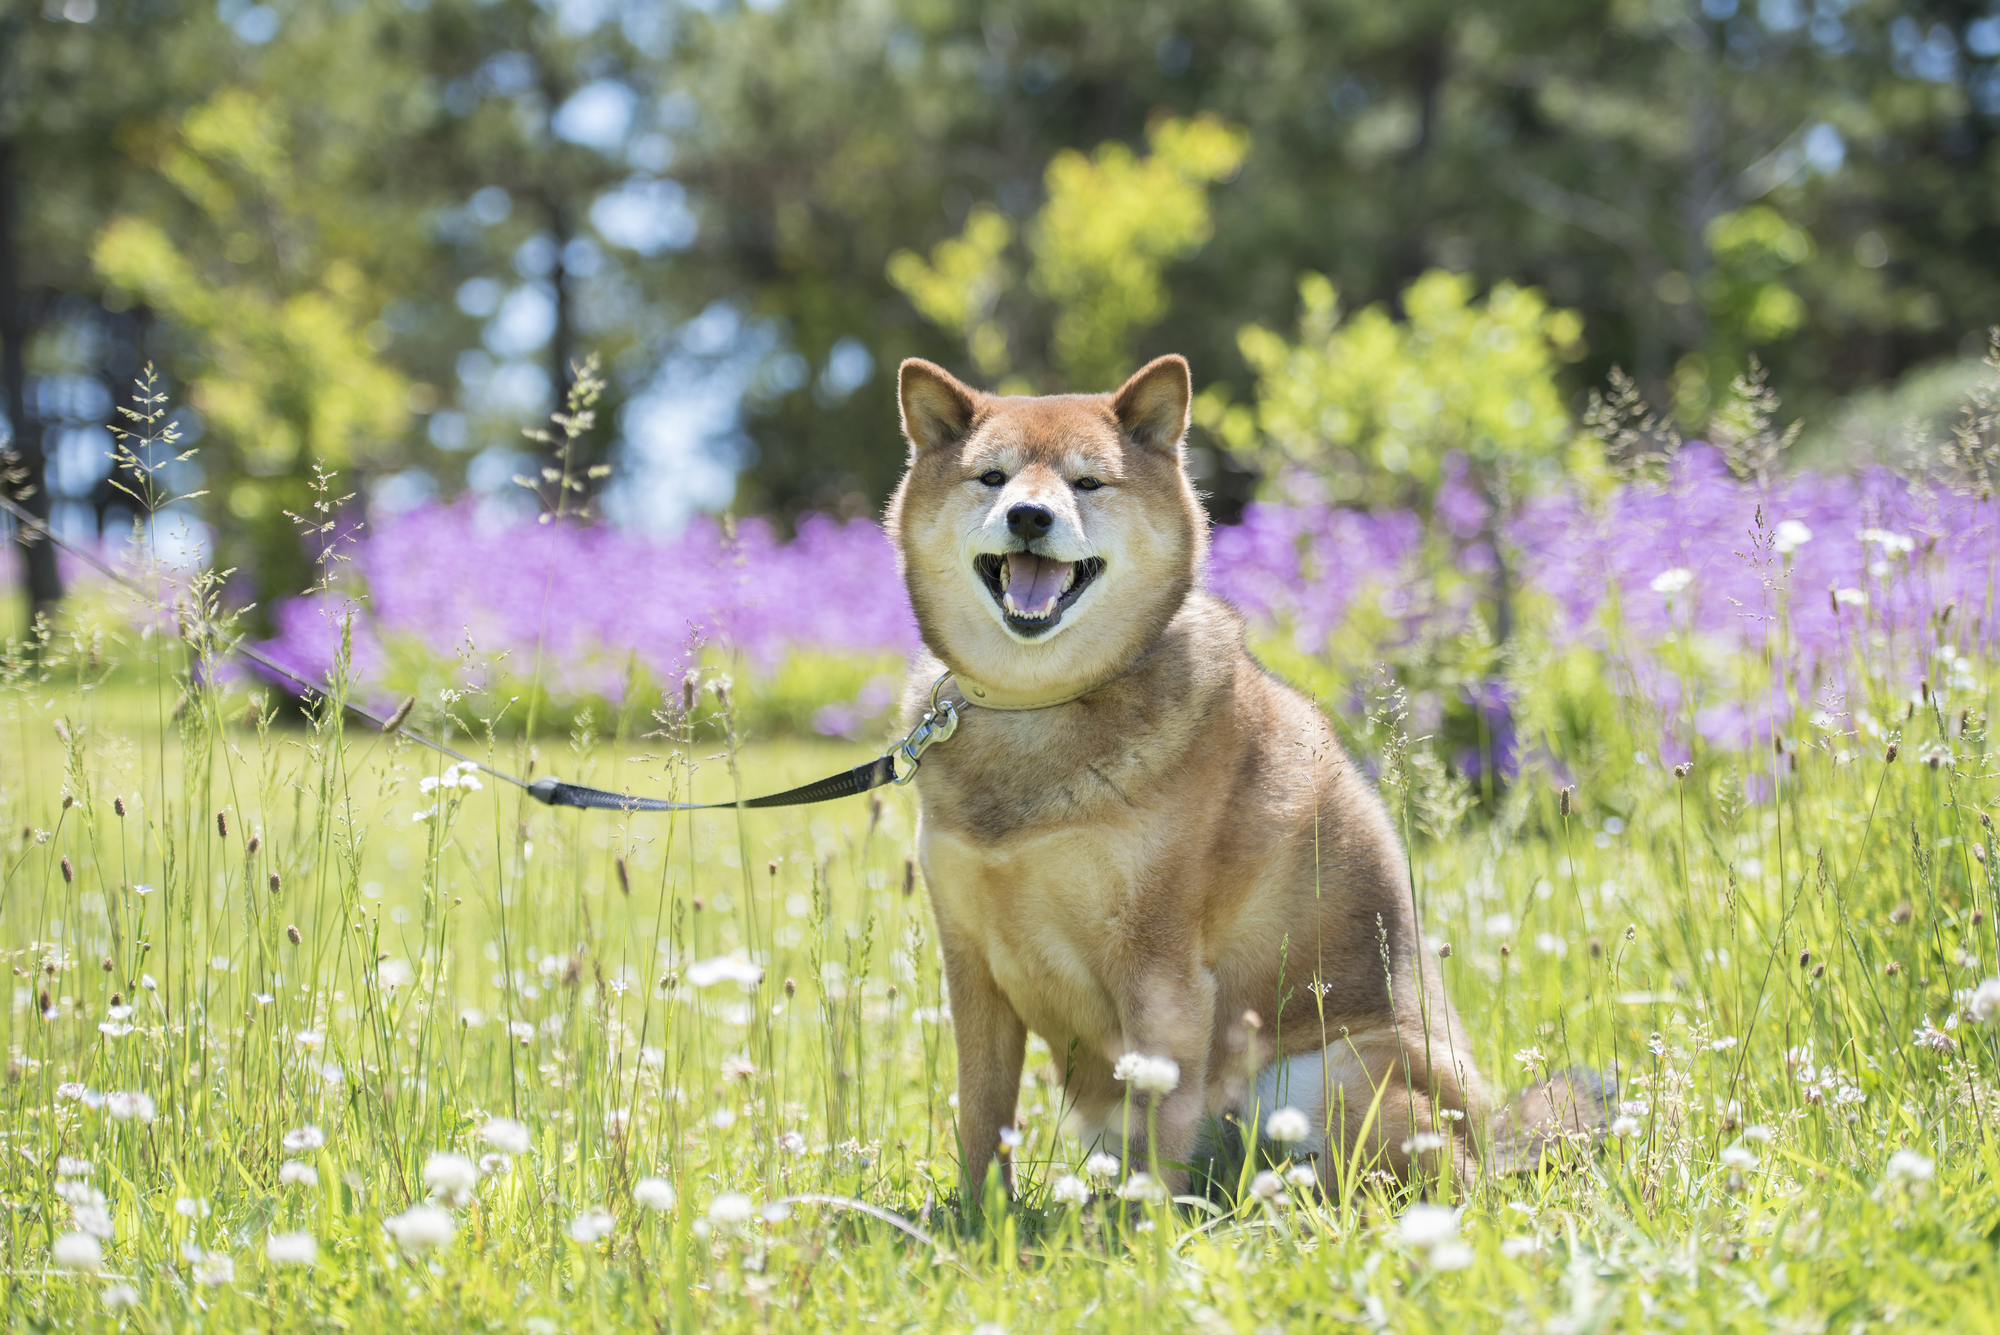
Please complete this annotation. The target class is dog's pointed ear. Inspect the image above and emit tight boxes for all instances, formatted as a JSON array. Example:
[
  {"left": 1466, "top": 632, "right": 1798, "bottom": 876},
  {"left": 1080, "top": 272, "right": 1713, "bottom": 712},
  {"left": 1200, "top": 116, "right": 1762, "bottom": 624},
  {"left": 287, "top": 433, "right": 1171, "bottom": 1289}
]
[
  {"left": 899, "top": 359, "right": 980, "bottom": 454},
  {"left": 1111, "top": 355, "right": 1191, "bottom": 453}
]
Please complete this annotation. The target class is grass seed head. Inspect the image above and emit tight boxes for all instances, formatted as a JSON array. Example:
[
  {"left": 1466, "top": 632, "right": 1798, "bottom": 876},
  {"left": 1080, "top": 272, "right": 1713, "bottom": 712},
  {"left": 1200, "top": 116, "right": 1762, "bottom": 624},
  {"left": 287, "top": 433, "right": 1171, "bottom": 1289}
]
[
  {"left": 112, "top": 796, "right": 125, "bottom": 817},
  {"left": 60, "top": 856, "right": 72, "bottom": 884},
  {"left": 216, "top": 811, "right": 228, "bottom": 838}
]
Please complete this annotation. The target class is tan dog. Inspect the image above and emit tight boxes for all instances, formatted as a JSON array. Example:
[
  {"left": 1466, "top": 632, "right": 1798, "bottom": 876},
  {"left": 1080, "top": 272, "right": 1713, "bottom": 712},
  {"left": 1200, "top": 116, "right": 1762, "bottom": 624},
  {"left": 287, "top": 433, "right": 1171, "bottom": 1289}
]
[{"left": 886, "top": 354, "right": 1491, "bottom": 1201}]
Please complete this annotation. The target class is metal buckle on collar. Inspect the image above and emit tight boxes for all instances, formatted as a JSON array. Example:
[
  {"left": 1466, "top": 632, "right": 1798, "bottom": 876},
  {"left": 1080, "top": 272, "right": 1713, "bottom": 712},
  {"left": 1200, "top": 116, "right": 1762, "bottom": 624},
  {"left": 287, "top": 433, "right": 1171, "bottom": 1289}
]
[{"left": 891, "top": 672, "right": 960, "bottom": 783}]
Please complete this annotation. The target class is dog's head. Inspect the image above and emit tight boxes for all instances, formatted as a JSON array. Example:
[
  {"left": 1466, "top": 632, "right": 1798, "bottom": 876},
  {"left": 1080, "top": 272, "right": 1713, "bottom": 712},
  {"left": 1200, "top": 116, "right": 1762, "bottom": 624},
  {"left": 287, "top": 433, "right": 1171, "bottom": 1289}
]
[{"left": 885, "top": 355, "right": 1207, "bottom": 698}]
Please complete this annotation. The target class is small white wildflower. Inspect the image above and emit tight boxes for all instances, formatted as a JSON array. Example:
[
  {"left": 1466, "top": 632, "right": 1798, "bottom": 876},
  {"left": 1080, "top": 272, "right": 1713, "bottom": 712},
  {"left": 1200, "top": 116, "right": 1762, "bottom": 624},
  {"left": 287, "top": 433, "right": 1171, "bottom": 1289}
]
[
  {"left": 279, "top": 1161, "right": 318, "bottom": 1187},
  {"left": 1619, "top": 1098, "right": 1650, "bottom": 1118},
  {"left": 778, "top": 1131, "right": 808, "bottom": 1155},
  {"left": 708, "top": 1192, "right": 755, "bottom": 1227},
  {"left": 72, "top": 1204, "right": 114, "bottom": 1240},
  {"left": 1050, "top": 1174, "right": 1090, "bottom": 1206},
  {"left": 194, "top": 1253, "right": 234, "bottom": 1286},
  {"left": 1264, "top": 1106, "right": 1312, "bottom": 1144},
  {"left": 481, "top": 1117, "right": 532, "bottom": 1155},
  {"left": 1248, "top": 1171, "right": 1284, "bottom": 1201},
  {"left": 568, "top": 1210, "right": 617, "bottom": 1244},
  {"left": 384, "top": 1204, "right": 455, "bottom": 1252},
  {"left": 1709, "top": 1035, "right": 1737, "bottom": 1051},
  {"left": 1886, "top": 1148, "right": 1935, "bottom": 1183},
  {"left": 1969, "top": 978, "right": 2000, "bottom": 1024},
  {"left": 1114, "top": 1172, "right": 1167, "bottom": 1204},
  {"left": 1512, "top": 1046, "right": 1544, "bottom": 1069},
  {"left": 998, "top": 1126, "right": 1023, "bottom": 1150},
  {"left": 293, "top": 1030, "right": 324, "bottom": 1051},
  {"left": 1743, "top": 1124, "right": 1774, "bottom": 1143},
  {"left": 56, "top": 1179, "right": 104, "bottom": 1207},
  {"left": 634, "top": 1177, "right": 677, "bottom": 1211},
  {"left": 1649, "top": 567, "right": 1693, "bottom": 595},
  {"left": 101, "top": 1283, "right": 140, "bottom": 1309},
  {"left": 98, "top": 1021, "right": 134, "bottom": 1038},
  {"left": 281, "top": 1124, "right": 325, "bottom": 1152},
  {"left": 56, "top": 1082, "right": 90, "bottom": 1104},
  {"left": 56, "top": 1156, "right": 91, "bottom": 1178},
  {"left": 53, "top": 1232, "right": 103, "bottom": 1272},
  {"left": 1773, "top": 519, "right": 1812, "bottom": 554},
  {"left": 1401, "top": 1131, "right": 1445, "bottom": 1155},
  {"left": 1720, "top": 1145, "right": 1756, "bottom": 1170},
  {"left": 685, "top": 953, "right": 764, "bottom": 988},
  {"left": 478, "top": 1153, "right": 512, "bottom": 1175},
  {"left": 376, "top": 958, "right": 415, "bottom": 990},
  {"left": 422, "top": 1152, "right": 481, "bottom": 1206},
  {"left": 1427, "top": 1239, "right": 1475, "bottom": 1270},
  {"left": 1399, "top": 1203, "right": 1458, "bottom": 1248},
  {"left": 1833, "top": 587, "right": 1866, "bottom": 606},
  {"left": 1283, "top": 1164, "right": 1317, "bottom": 1189},
  {"left": 1111, "top": 1052, "right": 1180, "bottom": 1095},
  {"left": 1858, "top": 527, "right": 1914, "bottom": 555},
  {"left": 1084, "top": 1152, "right": 1121, "bottom": 1182},
  {"left": 711, "top": 1108, "right": 738, "bottom": 1130},
  {"left": 104, "top": 1091, "right": 155, "bottom": 1123},
  {"left": 265, "top": 1231, "right": 317, "bottom": 1266},
  {"left": 174, "top": 1196, "right": 210, "bottom": 1219},
  {"left": 1500, "top": 1235, "right": 1539, "bottom": 1258}
]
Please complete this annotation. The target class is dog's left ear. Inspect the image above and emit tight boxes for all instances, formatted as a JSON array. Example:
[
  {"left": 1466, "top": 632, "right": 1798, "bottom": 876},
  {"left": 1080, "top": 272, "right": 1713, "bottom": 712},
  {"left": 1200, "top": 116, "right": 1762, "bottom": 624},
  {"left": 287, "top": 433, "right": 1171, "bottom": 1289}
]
[{"left": 1111, "top": 355, "right": 1192, "bottom": 454}]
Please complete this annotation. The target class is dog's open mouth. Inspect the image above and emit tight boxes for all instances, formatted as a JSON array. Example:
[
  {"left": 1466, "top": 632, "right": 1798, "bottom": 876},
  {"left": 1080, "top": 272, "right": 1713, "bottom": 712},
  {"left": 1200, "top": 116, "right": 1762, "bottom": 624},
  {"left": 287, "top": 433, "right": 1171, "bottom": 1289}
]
[{"left": 974, "top": 553, "right": 1106, "bottom": 636}]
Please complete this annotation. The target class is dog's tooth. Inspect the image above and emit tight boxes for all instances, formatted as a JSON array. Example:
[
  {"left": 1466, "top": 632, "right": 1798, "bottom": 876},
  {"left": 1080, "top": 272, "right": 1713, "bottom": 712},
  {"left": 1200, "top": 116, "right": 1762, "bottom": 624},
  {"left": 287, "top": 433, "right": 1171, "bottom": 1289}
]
[
  {"left": 1062, "top": 566, "right": 1076, "bottom": 593},
  {"left": 999, "top": 560, "right": 1010, "bottom": 592}
]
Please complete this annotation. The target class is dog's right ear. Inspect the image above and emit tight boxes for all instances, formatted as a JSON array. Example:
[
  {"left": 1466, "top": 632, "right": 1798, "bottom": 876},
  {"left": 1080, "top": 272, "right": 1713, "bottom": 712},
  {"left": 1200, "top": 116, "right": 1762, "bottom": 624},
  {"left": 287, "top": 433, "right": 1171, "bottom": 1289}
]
[{"left": 899, "top": 359, "right": 979, "bottom": 454}]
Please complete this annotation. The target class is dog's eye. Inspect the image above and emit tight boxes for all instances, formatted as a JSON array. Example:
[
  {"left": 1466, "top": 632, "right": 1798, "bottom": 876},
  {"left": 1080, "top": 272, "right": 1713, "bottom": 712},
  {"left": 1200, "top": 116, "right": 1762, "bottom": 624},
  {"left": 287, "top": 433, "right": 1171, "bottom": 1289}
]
[
  {"left": 978, "top": 470, "right": 1007, "bottom": 487},
  {"left": 1074, "top": 476, "right": 1104, "bottom": 491}
]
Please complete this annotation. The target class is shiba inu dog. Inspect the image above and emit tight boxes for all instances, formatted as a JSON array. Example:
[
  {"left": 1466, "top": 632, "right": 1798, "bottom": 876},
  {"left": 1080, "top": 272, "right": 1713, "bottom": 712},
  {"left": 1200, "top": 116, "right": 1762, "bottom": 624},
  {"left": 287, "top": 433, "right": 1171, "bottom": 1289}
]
[{"left": 886, "top": 355, "right": 1588, "bottom": 1201}]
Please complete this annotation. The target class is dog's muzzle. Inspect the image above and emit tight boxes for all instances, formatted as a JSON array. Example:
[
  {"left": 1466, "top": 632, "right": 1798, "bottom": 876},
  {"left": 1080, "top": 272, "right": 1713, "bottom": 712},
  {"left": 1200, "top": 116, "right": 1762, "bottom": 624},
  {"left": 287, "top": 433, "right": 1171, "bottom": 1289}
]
[{"left": 973, "top": 552, "right": 1106, "bottom": 637}]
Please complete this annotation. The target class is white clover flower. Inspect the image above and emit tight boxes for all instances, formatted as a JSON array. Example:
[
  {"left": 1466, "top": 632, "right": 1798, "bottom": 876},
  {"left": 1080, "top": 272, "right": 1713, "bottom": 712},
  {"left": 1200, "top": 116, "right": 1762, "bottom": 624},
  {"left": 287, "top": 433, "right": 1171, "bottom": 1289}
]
[
  {"left": 1649, "top": 568, "right": 1693, "bottom": 595},
  {"left": 1283, "top": 1164, "right": 1317, "bottom": 1189},
  {"left": 194, "top": 1254, "right": 235, "bottom": 1286},
  {"left": 1402, "top": 1132, "right": 1445, "bottom": 1155},
  {"left": 266, "top": 1231, "right": 317, "bottom": 1266},
  {"left": 1720, "top": 1145, "right": 1756, "bottom": 1170},
  {"left": 1114, "top": 1172, "right": 1167, "bottom": 1204},
  {"left": 708, "top": 1192, "right": 755, "bottom": 1226},
  {"left": 1264, "top": 1106, "right": 1312, "bottom": 1144},
  {"left": 1427, "top": 1239, "right": 1475, "bottom": 1270},
  {"left": 56, "top": 1156, "right": 91, "bottom": 1178},
  {"left": 1743, "top": 1124, "right": 1774, "bottom": 1143},
  {"left": 1248, "top": 1171, "right": 1284, "bottom": 1201},
  {"left": 1833, "top": 587, "right": 1866, "bottom": 606},
  {"left": 422, "top": 1152, "right": 481, "bottom": 1206},
  {"left": 72, "top": 1204, "right": 114, "bottom": 1240},
  {"left": 1500, "top": 1236, "right": 1539, "bottom": 1259},
  {"left": 1773, "top": 520, "right": 1812, "bottom": 554},
  {"left": 56, "top": 1179, "right": 104, "bottom": 1207},
  {"left": 1049, "top": 1174, "right": 1090, "bottom": 1206},
  {"left": 1111, "top": 1052, "right": 1180, "bottom": 1095},
  {"left": 1969, "top": 978, "right": 2000, "bottom": 1024},
  {"left": 481, "top": 1117, "right": 532, "bottom": 1155},
  {"left": 174, "top": 1196, "right": 210, "bottom": 1219},
  {"left": 105, "top": 1091, "right": 155, "bottom": 1123},
  {"left": 281, "top": 1125, "right": 325, "bottom": 1153},
  {"left": 279, "top": 1161, "right": 318, "bottom": 1187},
  {"left": 777, "top": 1131, "right": 808, "bottom": 1155},
  {"left": 56, "top": 1082, "right": 90, "bottom": 1104},
  {"left": 384, "top": 1204, "right": 455, "bottom": 1252},
  {"left": 633, "top": 1177, "right": 677, "bottom": 1212},
  {"left": 1886, "top": 1148, "right": 1935, "bottom": 1183},
  {"left": 568, "top": 1210, "right": 618, "bottom": 1243},
  {"left": 376, "top": 958, "right": 415, "bottom": 990},
  {"left": 478, "top": 1153, "right": 512, "bottom": 1176},
  {"left": 1398, "top": 1203, "right": 1458, "bottom": 1248},
  {"left": 1710, "top": 1035, "right": 1737, "bottom": 1051},
  {"left": 1858, "top": 528, "right": 1915, "bottom": 555},
  {"left": 1083, "top": 1152, "right": 1121, "bottom": 1183},
  {"left": 101, "top": 1284, "right": 140, "bottom": 1309},
  {"left": 1619, "top": 1098, "right": 1650, "bottom": 1118},
  {"left": 53, "top": 1232, "right": 103, "bottom": 1272},
  {"left": 685, "top": 953, "right": 764, "bottom": 988}
]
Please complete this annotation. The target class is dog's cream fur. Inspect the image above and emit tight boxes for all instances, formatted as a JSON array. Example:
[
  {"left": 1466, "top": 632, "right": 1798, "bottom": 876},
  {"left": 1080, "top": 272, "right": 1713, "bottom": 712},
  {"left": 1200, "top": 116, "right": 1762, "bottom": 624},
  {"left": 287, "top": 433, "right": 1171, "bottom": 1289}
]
[{"left": 886, "top": 355, "right": 1490, "bottom": 1198}]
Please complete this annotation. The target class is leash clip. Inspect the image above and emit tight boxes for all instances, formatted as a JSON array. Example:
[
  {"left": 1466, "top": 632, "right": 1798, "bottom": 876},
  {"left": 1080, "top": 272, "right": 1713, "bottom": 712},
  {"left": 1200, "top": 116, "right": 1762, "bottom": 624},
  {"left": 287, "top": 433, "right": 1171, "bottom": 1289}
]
[{"left": 892, "top": 673, "right": 960, "bottom": 783}]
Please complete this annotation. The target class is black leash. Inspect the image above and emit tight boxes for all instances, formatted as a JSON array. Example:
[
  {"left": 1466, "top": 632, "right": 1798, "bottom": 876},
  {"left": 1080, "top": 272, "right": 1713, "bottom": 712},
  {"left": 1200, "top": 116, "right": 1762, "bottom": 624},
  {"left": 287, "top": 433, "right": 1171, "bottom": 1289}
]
[{"left": 0, "top": 494, "right": 960, "bottom": 812}]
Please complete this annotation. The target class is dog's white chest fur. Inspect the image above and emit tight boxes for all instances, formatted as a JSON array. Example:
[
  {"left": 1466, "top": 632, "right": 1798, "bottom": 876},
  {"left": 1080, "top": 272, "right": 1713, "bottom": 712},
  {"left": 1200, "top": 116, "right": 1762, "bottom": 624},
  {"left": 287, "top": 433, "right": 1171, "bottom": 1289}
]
[{"left": 919, "top": 822, "right": 1142, "bottom": 1055}]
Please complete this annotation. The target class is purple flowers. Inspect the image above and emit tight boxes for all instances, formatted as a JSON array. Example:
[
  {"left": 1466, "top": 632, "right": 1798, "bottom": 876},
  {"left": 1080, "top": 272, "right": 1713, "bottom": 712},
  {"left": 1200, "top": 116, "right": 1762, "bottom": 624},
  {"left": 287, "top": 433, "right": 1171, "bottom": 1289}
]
[{"left": 245, "top": 449, "right": 1991, "bottom": 759}]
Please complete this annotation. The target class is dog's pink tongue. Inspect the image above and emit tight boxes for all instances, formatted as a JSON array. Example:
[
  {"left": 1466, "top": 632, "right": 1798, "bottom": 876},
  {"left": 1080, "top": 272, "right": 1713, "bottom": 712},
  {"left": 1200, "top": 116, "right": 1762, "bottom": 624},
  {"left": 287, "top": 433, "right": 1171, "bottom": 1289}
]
[{"left": 1006, "top": 552, "right": 1073, "bottom": 612}]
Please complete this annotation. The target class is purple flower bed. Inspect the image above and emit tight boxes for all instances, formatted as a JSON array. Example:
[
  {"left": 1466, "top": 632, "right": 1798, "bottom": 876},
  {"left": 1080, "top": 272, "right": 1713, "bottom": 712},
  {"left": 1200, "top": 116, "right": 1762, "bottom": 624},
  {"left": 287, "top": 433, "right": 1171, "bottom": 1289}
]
[{"left": 245, "top": 450, "right": 1993, "bottom": 753}]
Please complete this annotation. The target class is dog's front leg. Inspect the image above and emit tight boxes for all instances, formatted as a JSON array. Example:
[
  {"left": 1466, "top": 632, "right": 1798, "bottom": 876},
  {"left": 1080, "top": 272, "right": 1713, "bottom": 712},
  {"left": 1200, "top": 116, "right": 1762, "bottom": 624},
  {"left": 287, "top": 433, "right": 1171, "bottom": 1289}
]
[
  {"left": 1116, "top": 968, "right": 1216, "bottom": 1196},
  {"left": 940, "top": 936, "right": 1027, "bottom": 1205}
]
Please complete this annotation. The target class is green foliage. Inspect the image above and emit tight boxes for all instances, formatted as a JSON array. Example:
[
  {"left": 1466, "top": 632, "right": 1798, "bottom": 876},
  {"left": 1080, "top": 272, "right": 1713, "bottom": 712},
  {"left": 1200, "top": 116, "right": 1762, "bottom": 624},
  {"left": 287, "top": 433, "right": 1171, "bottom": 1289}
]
[
  {"left": 1205, "top": 269, "right": 1585, "bottom": 506},
  {"left": 888, "top": 114, "right": 1248, "bottom": 392}
]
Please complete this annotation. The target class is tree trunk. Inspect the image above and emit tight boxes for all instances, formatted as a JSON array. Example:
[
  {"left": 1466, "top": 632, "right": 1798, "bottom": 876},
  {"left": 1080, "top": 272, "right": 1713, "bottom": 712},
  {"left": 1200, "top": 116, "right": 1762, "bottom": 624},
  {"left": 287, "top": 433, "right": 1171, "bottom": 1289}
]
[{"left": 0, "top": 134, "right": 63, "bottom": 628}]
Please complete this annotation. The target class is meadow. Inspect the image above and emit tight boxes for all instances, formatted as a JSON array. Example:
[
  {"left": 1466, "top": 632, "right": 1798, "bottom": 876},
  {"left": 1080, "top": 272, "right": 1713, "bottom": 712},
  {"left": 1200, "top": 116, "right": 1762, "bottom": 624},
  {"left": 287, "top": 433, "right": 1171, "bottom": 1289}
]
[{"left": 2, "top": 437, "right": 1996, "bottom": 1332}]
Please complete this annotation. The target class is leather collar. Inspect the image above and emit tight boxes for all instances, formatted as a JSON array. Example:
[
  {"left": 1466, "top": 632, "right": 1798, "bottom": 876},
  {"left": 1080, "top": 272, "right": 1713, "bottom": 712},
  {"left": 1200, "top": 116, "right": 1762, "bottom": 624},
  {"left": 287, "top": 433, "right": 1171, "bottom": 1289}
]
[{"left": 950, "top": 673, "right": 1104, "bottom": 711}]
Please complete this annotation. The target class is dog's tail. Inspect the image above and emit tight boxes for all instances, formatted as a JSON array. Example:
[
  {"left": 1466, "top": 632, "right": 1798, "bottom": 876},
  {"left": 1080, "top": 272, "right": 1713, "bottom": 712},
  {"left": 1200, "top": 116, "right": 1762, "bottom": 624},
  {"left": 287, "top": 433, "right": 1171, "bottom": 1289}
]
[{"left": 1484, "top": 1066, "right": 1616, "bottom": 1176}]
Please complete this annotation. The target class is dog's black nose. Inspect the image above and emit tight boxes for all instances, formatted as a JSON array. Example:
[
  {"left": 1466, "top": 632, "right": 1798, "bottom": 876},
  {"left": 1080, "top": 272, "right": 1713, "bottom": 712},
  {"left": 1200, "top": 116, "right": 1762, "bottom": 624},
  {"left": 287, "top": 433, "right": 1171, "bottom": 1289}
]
[{"left": 1007, "top": 503, "right": 1054, "bottom": 543}]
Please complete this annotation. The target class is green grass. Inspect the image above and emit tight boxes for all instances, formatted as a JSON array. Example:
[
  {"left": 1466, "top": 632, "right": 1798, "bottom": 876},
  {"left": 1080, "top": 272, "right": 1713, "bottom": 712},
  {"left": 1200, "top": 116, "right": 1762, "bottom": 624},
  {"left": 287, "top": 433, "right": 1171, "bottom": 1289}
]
[{"left": 1, "top": 603, "right": 1996, "bottom": 1334}]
